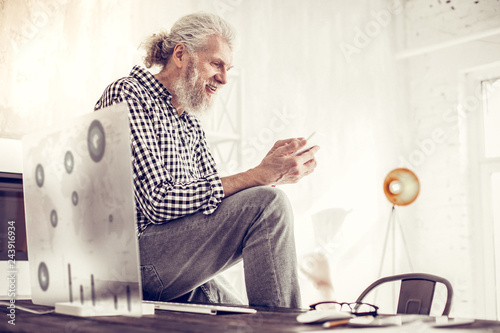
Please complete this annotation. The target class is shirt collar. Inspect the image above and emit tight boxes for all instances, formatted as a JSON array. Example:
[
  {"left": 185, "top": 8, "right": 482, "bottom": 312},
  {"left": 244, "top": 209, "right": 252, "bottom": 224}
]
[{"left": 130, "top": 65, "right": 172, "bottom": 101}]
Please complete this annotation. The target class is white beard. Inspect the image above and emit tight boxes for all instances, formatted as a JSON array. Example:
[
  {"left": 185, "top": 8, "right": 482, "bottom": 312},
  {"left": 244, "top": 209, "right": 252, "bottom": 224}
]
[{"left": 171, "top": 57, "right": 216, "bottom": 114}]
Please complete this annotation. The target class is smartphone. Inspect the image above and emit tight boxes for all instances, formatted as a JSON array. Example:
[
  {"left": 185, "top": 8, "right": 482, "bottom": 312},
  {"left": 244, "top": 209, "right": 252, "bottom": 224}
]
[{"left": 295, "top": 132, "right": 318, "bottom": 156}]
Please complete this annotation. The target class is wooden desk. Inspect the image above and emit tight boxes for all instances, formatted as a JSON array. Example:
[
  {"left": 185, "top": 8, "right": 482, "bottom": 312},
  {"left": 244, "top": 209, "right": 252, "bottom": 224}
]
[{"left": 1, "top": 300, "right": 500, "bottom": 332}]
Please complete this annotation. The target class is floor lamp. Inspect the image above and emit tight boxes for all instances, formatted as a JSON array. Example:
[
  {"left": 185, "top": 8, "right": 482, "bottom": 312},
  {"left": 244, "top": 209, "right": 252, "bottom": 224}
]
[{"left": 377, "top": 168, "right": 420, "bottom": 278}]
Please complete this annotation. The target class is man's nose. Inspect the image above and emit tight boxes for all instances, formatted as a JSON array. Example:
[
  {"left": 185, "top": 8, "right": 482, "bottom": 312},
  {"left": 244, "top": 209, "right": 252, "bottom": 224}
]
[{"left": 215, "top": 69, "right": 228, "bottom": 85}]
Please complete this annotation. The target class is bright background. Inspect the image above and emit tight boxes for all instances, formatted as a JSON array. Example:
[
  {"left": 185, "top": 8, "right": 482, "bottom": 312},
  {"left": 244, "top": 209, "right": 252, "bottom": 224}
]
[{"left": 1, "top": 0, "right": 500, "bottom": 319}]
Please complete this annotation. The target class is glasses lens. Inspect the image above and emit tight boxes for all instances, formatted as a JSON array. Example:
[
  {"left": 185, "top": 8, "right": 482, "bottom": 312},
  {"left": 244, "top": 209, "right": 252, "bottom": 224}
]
[
  {"left": 311, "top": 302, "right": 377, "bottom": 316},
  {"left": 314, "top": 302, "right": 343, "bottom": 311},
  {"left": 352, "top": 303, "right": 377, "bottom": 316}
]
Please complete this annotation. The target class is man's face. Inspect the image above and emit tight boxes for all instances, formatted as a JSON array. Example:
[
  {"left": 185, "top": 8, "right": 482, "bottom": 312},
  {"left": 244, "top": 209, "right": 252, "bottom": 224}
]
[{"left": 172, "top": 35, "right": 233, "bottom": 114}]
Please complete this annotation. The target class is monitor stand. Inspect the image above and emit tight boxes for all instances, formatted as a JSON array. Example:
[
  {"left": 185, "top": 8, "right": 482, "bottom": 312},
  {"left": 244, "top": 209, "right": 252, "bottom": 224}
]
[{"left": 55, "top": 301, "right": 155, "bottom": 317}]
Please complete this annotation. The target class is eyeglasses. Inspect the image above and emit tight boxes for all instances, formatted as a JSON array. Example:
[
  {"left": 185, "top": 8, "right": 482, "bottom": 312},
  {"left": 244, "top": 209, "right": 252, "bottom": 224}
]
[{"left": 309, "top": 301, "right": 379, "bottom": 317}]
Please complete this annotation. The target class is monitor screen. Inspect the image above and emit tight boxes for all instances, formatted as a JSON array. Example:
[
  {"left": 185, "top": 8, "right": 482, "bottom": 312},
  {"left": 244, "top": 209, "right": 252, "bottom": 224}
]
[{"left": 0, "top": 172, "right": 28, "bottom": 262}]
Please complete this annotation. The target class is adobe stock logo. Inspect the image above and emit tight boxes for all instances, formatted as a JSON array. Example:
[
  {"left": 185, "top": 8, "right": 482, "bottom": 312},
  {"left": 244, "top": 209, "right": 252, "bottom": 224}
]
[
  {"left": 339, "top": 0, "right": 403, "bottom": 63},
  {"left": 9, "top": 0, "right": 67, "bottom": 55},
  {"left": 399, "top": 128, "right": 446, "bottom": 171},
  {"left": 211, "top": 106, "right": 297, "bottom": 177},
  {"left": 213, "top": 0, "right": 243, "bottom": 17},
  {"left": 399, "top": 79, "right": 500, "bottom": 170},
  {"left": 241, "top": 106, "right": 298, "bottom": 163}
]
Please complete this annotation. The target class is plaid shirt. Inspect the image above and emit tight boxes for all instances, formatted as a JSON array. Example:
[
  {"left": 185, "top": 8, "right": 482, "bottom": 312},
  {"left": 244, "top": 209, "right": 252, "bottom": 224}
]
[{"left": 95, "top": 66, "right": 224, "bottom": 236}]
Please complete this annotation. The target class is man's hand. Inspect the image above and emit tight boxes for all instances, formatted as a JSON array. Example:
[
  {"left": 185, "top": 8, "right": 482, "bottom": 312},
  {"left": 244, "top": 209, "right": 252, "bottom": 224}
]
[
  {"left": 250, "top": 138, "right": 319, "bottom": 186},
  {"left": 221, "top": 137, "right": 319, "bottom": 197}
]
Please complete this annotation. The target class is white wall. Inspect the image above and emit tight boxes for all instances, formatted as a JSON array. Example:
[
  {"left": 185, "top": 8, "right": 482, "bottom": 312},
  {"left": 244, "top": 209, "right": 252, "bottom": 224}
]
[
  {"left": 0, "top": 0, "right": 197, "bottom": 139},
  {"left": 397, "top": 0, "right": 500, "bottom": 319}
]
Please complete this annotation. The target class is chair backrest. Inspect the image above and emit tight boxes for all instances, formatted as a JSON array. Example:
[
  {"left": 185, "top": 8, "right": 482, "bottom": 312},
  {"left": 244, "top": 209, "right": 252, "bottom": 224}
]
[{"left": 355, "top": 273, "right": 453, "bottom": 316}]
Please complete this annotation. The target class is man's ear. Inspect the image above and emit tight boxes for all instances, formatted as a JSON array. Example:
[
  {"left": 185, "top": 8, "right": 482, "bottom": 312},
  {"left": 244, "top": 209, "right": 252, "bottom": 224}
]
[{"left": 172, "top": 43, "right": 187, "bottom": 69}]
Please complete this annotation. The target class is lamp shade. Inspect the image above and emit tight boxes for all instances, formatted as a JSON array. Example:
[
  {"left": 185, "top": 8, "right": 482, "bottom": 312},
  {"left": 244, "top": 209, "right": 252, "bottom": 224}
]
[{"left": 383, "top": 168, "right": 420, "bottom": 206}]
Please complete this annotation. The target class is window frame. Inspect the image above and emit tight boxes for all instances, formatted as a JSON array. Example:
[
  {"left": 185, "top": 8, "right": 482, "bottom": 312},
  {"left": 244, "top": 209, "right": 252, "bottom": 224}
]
[{"left": 461, "top": 62, "right": 500, "bottom": 320}]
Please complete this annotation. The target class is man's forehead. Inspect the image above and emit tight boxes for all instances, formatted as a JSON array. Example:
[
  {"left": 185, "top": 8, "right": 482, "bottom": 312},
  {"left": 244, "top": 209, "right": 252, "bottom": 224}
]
[{"left": 200, "top": 35, "right": 233, "bottom": 66}]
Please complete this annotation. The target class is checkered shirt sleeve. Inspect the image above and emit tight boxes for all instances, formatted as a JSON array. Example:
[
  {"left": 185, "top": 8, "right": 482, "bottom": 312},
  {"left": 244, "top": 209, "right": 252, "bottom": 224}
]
[{"left": 94, "top": 66, "right": 224, "bottom": 234}]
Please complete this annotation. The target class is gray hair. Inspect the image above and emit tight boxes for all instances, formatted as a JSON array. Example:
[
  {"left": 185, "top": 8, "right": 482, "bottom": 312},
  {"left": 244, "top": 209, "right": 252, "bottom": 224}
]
[{"left": 142, "top": 12, "right": 237, "bottom": 68}]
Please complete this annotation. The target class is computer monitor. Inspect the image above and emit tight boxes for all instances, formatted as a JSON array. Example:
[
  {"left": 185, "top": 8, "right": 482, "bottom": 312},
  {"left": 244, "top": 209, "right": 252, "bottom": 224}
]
[
  {"left": 0, "top": 137, "right": 31, "bottom": 301},
  {"left": 0, "top": 171, "right": 31, "bottom": 300},
  {"left": 22, "top": 103, "right": 145, "bottom": 316}
]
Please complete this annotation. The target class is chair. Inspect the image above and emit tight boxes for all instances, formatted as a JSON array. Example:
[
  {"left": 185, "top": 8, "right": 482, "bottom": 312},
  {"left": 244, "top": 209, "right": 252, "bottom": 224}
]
[{"left": 355, "top": 273, "right": 453, "bottom": 316}]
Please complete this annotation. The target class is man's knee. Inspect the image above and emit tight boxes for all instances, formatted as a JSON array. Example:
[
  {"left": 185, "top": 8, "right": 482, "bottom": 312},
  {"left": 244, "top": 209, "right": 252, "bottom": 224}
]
[
  {"left": 247, "top": 185, "right": 291, "bottom": 207},
  {"left": 245, "top": 186, "right": 293, "bottom": 224}
]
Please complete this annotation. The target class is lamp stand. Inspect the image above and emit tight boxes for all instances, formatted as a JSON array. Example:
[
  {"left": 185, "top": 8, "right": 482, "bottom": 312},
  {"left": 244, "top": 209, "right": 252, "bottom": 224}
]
[{"left": 377, "top": 205, "right": 414, "bottom": 278}]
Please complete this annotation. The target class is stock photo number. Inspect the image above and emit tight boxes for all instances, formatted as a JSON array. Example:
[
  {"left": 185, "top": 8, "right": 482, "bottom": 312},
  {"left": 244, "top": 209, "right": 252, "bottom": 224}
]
[{"left": 6, "top": 220, "right": 17, "bottom": 326}]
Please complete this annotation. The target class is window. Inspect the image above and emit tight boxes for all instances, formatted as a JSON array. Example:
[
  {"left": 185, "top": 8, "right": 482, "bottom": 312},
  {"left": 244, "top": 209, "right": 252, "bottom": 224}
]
[
  {"left": 463, "top": 66, "right": 500, "bottom": 320},
  {"left": 480, "top": 77, "right": 500, "bottom": 320}
]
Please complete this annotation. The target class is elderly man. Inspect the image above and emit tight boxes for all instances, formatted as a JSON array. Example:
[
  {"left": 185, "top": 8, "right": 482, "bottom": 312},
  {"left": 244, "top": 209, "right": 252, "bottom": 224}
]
[{"left": 95, "top": 12, "right": 319, "bottom": 308}]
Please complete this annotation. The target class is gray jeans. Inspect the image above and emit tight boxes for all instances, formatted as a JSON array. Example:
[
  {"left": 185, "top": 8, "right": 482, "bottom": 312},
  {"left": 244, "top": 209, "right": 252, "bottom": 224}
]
[{"left": 138, "top": 186, "right": 301, "bottom": 308}]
